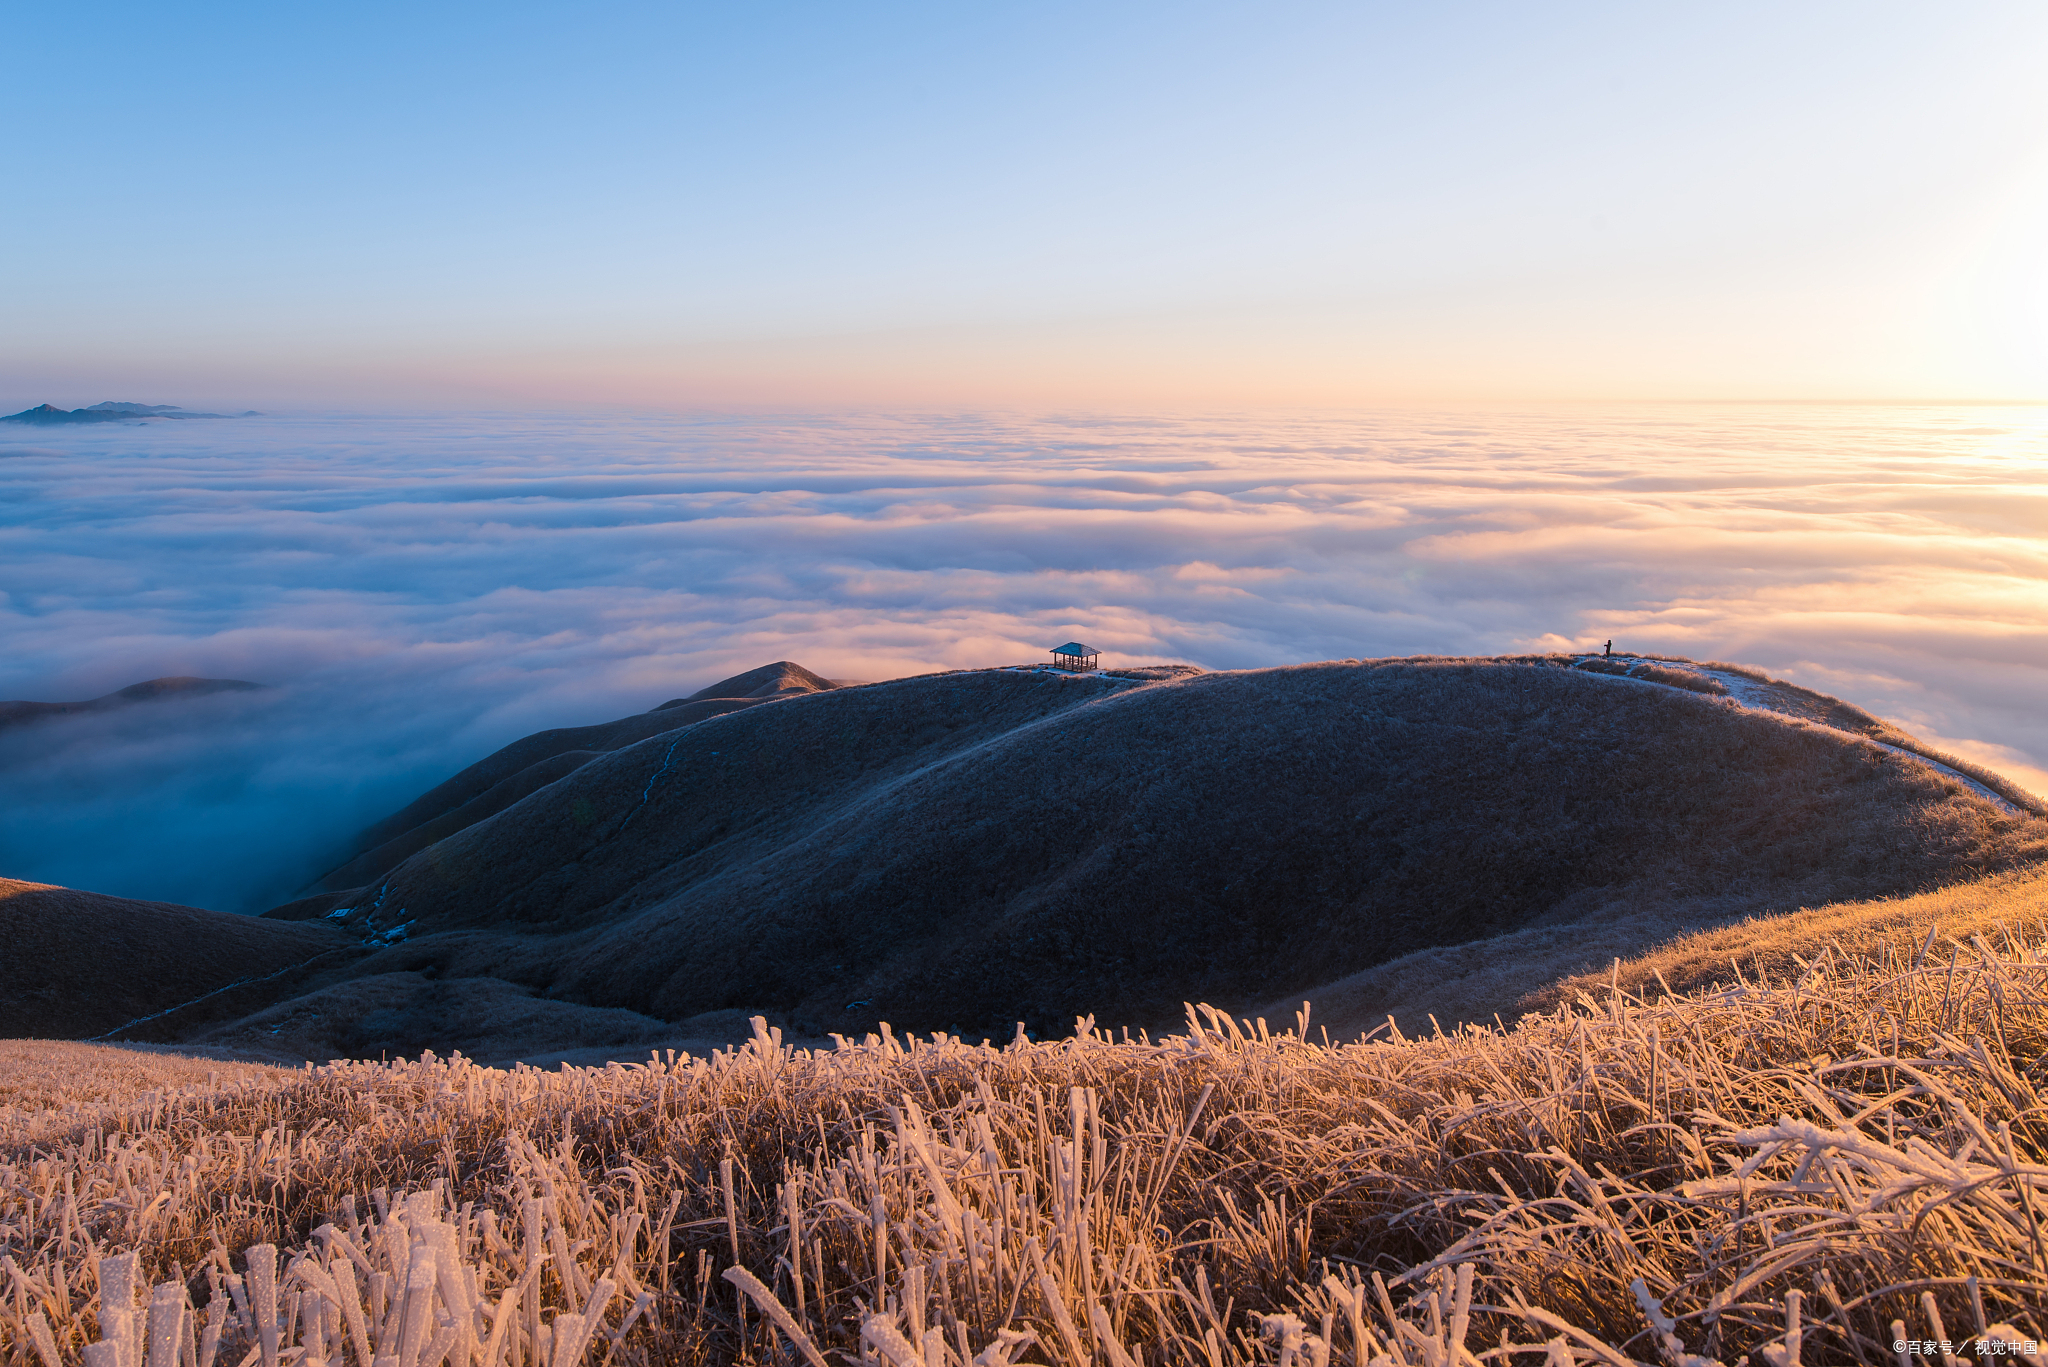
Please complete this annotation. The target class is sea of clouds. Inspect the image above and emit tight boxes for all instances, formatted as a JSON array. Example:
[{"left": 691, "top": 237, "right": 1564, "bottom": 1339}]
[{"left": 3, "top": 405, "right": 2045, "bottom": 913}]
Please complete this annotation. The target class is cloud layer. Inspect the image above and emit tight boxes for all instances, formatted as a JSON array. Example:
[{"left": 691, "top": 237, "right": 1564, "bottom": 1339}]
[{"left": 3, "top": 405, "right": 2045, "bottom": 912}]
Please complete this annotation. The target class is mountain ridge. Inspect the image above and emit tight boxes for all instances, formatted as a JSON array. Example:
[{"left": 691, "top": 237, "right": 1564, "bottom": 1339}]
[
  {"left": 316, "top": 661, "right": 837, "bottom": 889},
  {"left": 0, "top": 675, "right": 265, "bottom": 730},
  {"left": 9, "top": 651, "right": 2043, "bottom": 1063},
  {"left": 1, "top": 401, "right": 258, "bottom": 424},
  {"left": 283, "top": 652, "right": 2046, "bottom": 1050}
]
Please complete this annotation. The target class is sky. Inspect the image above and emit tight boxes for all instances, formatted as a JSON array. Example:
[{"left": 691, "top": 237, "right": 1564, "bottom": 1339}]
[
  {"left": 6, "top": 1, "right": 2048, "bottom": 409},
  {"left": 4, "top": 406, "right": 2046, "bottom": 913},
  {"left": 5, "top": 6, "right": 2048, "bottom": 917}
]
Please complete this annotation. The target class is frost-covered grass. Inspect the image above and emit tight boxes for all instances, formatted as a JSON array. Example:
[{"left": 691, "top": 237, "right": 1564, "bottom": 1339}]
[
  {"left": 1288, "top": 863, "right": 2048, "bottom": 1044},
  {"left": 4, "top": 933, "right": 2045, "bottom": 1366}
]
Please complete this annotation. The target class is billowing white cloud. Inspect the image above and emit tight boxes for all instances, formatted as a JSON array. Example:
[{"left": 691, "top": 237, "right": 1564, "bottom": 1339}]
[{"left": 3, "top": 404, "right": 2045, "bottom": 911}]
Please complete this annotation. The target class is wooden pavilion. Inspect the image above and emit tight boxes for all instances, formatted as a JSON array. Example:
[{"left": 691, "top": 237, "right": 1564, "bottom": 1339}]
[{"left": 1049, "top": 642, "right": 1099, "bottom": 671}]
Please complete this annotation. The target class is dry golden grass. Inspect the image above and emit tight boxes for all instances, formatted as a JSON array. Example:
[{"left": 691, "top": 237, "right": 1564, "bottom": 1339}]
[
  {"left": 0, "top": 1044, "right": 282, "bottom": 1126},
  {"left": 1530, "top": 864, "right": 2048, "bottom": 1012},
  {"left": 1277, "top": 865, "right": 2048, "bottom": 1039},
  {"left": 5, "top": 936, "right": 2046, "bottom": 1366}
]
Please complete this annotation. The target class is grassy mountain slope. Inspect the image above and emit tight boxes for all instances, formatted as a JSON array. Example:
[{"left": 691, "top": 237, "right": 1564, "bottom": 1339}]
[
  {"left": 319, "top": 655, "right": 2045, "bottom": 1042},
  {"left": 1261, "top": 861, "right": 2048, "bottom": 1038},
  {"left": 0, "top": 879, "right": 354, "bottom": 1040},
  {"left": 315, "top": 662, "right": 835, "bottom": 890}
]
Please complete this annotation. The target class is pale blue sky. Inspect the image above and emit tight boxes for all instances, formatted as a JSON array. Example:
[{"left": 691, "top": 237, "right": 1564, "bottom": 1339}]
[{"left": 6, "top": 2, "right": 2047, "bottom": 407}]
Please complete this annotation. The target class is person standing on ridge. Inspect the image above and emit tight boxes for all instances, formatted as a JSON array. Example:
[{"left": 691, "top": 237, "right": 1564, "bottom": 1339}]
[{"left": 1604, "top": 639, "right": 1612, "bottom": 658}]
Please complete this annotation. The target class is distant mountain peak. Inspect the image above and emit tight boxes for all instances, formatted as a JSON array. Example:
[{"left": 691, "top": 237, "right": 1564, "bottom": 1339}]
[
  {"left": 657, "top": 660, "right": 837, "bottom": 710},
  {"left": 0, "top": 676, "right": 265, "bottom": 730},
  {"left": 1, "top": 401, "right": 253, "bottom": 424}
]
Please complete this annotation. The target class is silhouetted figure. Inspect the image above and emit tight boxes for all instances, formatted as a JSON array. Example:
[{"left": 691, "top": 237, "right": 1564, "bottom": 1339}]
[{"left": 1604, "top": 639, "right": 1612, "bottom": 658}]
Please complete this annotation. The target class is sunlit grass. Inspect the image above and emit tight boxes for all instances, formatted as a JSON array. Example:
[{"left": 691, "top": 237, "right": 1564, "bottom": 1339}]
[{"left": 4, "top": 931, "right": 2044, "bottom": 1365}]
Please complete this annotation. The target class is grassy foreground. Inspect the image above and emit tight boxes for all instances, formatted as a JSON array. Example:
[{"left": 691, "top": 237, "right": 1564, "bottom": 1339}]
[{"left": 3, "top": 934, "right": 2046, "bottom": 1366}]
